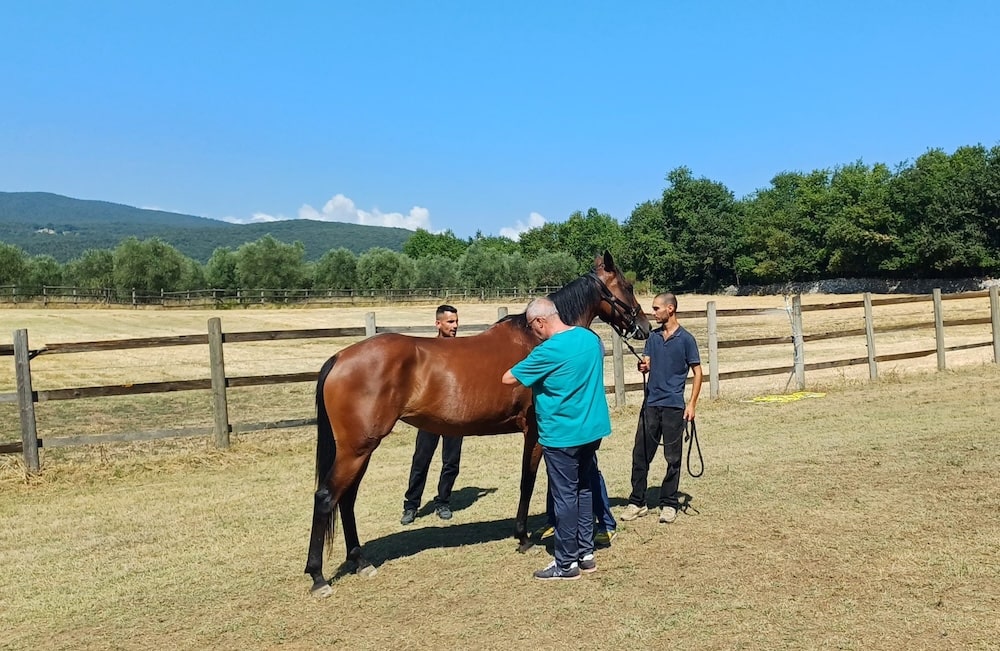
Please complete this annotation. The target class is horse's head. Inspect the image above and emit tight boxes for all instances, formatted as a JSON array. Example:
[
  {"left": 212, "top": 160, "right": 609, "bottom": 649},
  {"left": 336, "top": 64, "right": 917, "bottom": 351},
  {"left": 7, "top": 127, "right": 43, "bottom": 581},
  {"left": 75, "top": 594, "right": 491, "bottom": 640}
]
[{"left": 591, "top": 251, "right": 651, "bottom": 340}]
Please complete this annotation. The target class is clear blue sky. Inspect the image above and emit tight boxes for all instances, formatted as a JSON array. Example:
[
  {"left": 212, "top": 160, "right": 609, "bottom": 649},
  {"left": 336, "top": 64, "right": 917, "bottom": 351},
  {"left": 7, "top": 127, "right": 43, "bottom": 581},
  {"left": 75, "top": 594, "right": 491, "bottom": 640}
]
[{"left": 2, "top": 1, "right": 998, "bottom": 240}]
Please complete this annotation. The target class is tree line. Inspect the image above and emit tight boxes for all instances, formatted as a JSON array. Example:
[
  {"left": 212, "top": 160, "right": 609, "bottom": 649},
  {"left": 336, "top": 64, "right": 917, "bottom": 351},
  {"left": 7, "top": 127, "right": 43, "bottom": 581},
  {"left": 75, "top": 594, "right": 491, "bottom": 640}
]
[{"left": 2, "top": 144, "right": 998, "bottom": 295}]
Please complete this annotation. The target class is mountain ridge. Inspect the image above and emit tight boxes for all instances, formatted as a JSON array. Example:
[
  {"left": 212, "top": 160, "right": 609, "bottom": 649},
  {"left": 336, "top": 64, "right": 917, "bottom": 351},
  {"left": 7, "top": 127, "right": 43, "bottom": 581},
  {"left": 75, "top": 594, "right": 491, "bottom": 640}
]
[{"left": 0, "top": 191, "right": 413, "bottom": 263}]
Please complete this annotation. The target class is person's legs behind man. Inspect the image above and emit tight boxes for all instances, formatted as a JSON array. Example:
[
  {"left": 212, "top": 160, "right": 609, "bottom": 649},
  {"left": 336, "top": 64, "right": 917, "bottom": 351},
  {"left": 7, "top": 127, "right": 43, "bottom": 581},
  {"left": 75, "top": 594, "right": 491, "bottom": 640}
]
[
  {"left": 432, "top": 435, "right": 463, "bottom": 520},
  {"left": 401, "top": 429, "right": 441, "bottom": 524}
]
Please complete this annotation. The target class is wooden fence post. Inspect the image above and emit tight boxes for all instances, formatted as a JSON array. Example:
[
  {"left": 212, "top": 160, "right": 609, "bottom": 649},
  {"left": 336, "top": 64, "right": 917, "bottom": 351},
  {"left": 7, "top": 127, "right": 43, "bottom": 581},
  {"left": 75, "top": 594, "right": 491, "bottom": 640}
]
[
  {"left": 990, "top": 286, "right": 1000, "bottom": 364},
  {"left": 13, "top": 329, "right": 40, "bottom": 473},
  {"left": 497, "top": 306, "right": 508, "bottom": 320},
  {"left": 864, "top": 292, "right": 877, "bottom": 380},
  {"left": 365, "top": 312, "right": 377, "bottom": 337},
  {"left": 612, "top": 333, "right": 625, "bottom": 407},
  {"left": 791, "top": 295, "right": 805, "bottom": 390},
  {"left": 933, "top": 288, "right": 946, "bottom": 371},
  {"left": 707, "top": 301, "right": 719, "bottom": 399},
  {"left": 208, "top": 317, "right": 231, "bottom": 449}
]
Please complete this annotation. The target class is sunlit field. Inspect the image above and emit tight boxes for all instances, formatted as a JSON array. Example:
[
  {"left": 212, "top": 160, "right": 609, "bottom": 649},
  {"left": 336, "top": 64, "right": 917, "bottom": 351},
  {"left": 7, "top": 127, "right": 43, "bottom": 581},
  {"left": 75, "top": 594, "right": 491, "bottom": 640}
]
[{"left": 1, "top": 295, "right": 998, "bottom": 650}]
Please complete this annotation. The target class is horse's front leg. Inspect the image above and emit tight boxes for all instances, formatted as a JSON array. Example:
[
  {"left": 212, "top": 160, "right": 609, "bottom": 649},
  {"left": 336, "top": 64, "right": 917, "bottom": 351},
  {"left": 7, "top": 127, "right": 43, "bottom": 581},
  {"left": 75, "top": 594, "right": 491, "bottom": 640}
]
[{"left": 515, "top": 428, "right": 543, "bottom": 553}]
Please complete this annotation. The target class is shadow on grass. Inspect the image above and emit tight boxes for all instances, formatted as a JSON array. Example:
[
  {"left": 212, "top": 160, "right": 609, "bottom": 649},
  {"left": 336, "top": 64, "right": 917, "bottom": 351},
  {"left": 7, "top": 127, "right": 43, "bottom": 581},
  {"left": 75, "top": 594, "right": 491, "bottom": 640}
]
[
  {"left": 329, "top": 485, "right": 549, "bottom": 580},
  {"left": 412, "top": 485, "right": 499, "bottom": 519},
  {"left": 329, "top": 487, "right": 682, "bottom": 580}
]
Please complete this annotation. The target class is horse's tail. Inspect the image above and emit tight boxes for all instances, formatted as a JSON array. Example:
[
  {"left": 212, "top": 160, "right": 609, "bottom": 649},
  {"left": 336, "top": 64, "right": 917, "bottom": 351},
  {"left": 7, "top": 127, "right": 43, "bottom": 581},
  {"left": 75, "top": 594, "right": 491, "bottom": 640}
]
[{"left": 315, "top": 355, "right": 339, "bottom": 543}]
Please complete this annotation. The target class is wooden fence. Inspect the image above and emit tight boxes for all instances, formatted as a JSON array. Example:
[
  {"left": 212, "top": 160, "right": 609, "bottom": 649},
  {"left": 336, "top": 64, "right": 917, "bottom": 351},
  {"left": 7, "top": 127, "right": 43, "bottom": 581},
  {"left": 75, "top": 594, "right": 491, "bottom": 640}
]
[{"left": 3, "top": 288, "right": 999, "bottom": 473}]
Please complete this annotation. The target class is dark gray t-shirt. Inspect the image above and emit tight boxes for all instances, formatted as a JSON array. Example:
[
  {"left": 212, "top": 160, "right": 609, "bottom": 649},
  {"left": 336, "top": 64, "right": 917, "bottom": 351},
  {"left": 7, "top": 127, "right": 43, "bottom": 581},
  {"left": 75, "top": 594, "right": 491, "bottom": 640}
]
[{"left": 643, "top": 325, "right": 701, "bottom": 408}]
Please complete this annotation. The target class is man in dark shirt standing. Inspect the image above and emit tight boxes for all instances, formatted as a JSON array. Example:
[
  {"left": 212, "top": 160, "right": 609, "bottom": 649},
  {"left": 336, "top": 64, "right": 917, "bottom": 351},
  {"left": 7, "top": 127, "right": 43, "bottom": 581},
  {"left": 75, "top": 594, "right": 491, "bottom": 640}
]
[
  {"left": 400, "top": 304, "right": 464, "bottom": 525},
  {"left": 621, "top": 292, "right": 702, "bottom": 524}
]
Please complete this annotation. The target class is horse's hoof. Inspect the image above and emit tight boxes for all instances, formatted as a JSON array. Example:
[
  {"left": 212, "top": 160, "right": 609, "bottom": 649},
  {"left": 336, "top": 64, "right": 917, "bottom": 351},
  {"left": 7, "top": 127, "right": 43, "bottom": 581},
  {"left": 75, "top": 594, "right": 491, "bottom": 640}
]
[
  {"left": 356, "top": 563, "right": 378, "bottom": 578},
  {"left": 516, "top": 540, "right": 535, "bottom": 554},
  {"left": 354, "top": 563, "right": 378, "bottom": 579},
  {"left": 310, "top": 583, "right": 334, "bottom": 599}
]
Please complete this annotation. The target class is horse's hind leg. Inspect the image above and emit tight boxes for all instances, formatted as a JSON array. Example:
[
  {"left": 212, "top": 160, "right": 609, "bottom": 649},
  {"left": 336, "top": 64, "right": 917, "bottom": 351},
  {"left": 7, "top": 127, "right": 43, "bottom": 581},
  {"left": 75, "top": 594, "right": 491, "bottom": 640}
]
[
  {"left": 304, "top": 447, "right": 375, "bottom": 596},
  {"left": 340, "top": 455, "right": 376, "bottom": 577},
  {"left": 305, "top": 485, "right": 335, "bottom": 598}
]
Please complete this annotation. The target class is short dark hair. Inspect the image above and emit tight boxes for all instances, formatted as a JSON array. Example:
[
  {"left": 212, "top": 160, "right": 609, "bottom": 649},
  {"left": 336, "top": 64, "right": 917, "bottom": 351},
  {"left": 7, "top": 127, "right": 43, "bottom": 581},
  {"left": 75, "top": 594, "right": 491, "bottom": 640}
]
[
  {"left": 436, "top": 304, "right": 458, "bottom": 317},
  {"left": 655, "top": 292, "right": 678, "bottom": 309}
]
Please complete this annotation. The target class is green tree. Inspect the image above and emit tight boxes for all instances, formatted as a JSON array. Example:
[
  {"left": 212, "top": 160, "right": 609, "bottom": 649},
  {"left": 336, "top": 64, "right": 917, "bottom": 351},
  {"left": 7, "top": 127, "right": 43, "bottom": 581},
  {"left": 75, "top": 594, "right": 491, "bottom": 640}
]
[
  {"left": 467, "top": 232, "right": 519, "bottom": 254},
  {"left": 111, "top": 237, "right": 193, "bottom": 294},
  {"left": 983, "top": 145, "right": 1000, "bottom": 256},
  {"left": 824, "top": 161, "right": 902, "bottom": 276},
  {"left": 526, "top": 251, "right": 579, "bottom": 288},
  {"left": 313, "top": 248, "right": 358, "bottom": 289},
  {"left": 205, "top": 247, "right": 239, "bottom": 290},
  {"left": 889, "top": 146, "right": 996, "bottom": 276},
  {"left": 559, "top": 208, "right": 625, "bottom": 273},
  {"left": 518, "top": 222, "right": 563, "bottom": 258},
  {"left": 0, "top": 242, "right": 30, "bottom": 285},
  {"left": 458, "top": 242, "right": 506, "bottom": 288},
  {"left": 235, "top": 235, "right": 306, "bottom": 288},
  {"left": 402, "top": 229, "right": 468, "bottom": 259},
  {"left": 356, "top": 248, "right": 416, "bottom": 290},
  {"left": 501, "top": 252, "right": 531, "bottom": 289},
  {"left": 659, "top": 167, "right": 742, "bottom": 291},
  {"left": 415, "top": 255, "right": 459, "bottom": 288},
  {"left": 24, "top": 255, "right": 64, "bottom": 293},
  {"left": 65, "top": 249, "right": 114, "bottom": 288},
  {"left": 621, "top": 200, "right": 668, "bottom": 286},
  {"left": 179, "top": 258, "right": 206, "bottom": 291},
  {"left": 739, "top": 170, "right": 831, "bottom": 284}
]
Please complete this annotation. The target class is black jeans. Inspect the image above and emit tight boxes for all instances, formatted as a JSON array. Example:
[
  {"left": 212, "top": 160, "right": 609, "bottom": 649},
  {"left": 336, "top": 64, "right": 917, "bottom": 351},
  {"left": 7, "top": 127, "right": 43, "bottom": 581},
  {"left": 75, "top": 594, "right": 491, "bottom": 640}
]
[
  {"left": 628, "top": 405, "right": 684, "bottom": 509},
  {"left": 403, "top": 430, "right": 463, "bottom": 511}
]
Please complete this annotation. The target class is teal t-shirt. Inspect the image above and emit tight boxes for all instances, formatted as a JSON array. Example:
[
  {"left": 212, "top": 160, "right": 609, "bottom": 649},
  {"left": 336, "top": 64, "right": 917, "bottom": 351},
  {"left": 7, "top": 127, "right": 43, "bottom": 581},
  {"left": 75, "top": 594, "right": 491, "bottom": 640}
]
[{"left": 510, "top": 326, "right": 611, "bottom": 448}]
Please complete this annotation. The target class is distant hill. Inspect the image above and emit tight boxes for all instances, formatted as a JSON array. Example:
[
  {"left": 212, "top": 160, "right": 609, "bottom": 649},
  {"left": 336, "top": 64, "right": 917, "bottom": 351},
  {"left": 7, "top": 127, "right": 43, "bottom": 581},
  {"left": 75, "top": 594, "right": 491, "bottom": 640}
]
[{"left": 0, "top": 192, "right": 413, "bottom": 263}]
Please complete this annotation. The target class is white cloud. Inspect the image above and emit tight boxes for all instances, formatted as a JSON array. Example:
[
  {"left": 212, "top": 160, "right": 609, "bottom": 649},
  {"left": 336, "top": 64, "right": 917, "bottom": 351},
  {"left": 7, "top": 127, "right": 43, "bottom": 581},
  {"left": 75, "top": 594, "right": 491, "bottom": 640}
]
[
  {"left": 223, "top": 194, "right": 433, "bottom": 231},
  {"left": 219, "top": 213, "right": 282, "bottom": 224},
  {"left": 499, "top": 212, "right": 546, "bottom": 241},
  {"left": 300, "top": 194, "right": 431, "bottom": 230}
]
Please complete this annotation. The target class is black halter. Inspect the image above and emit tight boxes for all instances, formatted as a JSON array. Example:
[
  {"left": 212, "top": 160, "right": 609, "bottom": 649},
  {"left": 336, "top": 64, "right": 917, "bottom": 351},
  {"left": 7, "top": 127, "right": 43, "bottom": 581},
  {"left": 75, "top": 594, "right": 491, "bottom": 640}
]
[{"left": 590, "top": 272, "right": 644, "bottom": 340}]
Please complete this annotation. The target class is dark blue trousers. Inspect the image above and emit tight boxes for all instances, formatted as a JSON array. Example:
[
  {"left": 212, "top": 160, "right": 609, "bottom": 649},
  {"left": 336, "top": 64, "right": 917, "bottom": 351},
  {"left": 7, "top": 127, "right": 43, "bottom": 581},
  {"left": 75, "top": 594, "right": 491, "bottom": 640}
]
[
  {"left": 545, "top": 451, "right": 617, "bottom": 533},
  {"left": 542, "top": 440, "right": 600, "bottom": 571}
]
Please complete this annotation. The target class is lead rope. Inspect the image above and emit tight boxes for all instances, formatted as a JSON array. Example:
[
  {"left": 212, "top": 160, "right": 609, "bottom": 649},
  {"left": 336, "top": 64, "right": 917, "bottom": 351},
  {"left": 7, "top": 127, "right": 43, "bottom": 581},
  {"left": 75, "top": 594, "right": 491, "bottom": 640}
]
[{"left": 685, "top": 419, "right": 703, "bottom": 478}]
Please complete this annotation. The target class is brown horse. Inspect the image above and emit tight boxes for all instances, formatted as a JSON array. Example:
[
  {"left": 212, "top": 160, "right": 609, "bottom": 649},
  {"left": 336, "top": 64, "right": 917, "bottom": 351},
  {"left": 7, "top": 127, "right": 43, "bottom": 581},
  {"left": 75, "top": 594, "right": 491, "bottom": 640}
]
[{"left": 304, "top": 251, "right": 650, "bottom": 597}]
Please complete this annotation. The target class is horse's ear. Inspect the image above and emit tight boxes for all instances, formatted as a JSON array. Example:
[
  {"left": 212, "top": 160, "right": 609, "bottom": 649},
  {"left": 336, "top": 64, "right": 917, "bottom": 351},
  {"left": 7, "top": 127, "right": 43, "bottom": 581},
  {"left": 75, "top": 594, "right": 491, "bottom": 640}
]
[{"left": 603, "top": 250, "right": 616, "bottom": 272}]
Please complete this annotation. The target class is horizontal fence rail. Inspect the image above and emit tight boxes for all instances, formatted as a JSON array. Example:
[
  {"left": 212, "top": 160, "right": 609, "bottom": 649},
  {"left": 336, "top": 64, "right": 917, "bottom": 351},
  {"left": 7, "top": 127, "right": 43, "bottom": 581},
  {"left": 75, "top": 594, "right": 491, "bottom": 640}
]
[{"left": 3, "top": 287, "right": 999, "bottom": 472}]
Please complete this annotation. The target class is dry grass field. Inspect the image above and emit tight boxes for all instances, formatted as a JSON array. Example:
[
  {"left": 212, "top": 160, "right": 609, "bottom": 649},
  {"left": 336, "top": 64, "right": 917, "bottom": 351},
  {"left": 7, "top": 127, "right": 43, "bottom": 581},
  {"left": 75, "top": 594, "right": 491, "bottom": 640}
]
[{"left": 1, "top": 295, "right": 999, "bottom": 650}]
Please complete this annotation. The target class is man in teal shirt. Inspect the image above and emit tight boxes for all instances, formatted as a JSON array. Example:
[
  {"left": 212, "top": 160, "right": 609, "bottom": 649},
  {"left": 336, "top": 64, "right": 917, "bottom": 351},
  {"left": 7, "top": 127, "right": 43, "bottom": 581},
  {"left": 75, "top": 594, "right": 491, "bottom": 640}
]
[{"left": 502, "top": 297, "right": 611, "bottom": 580}]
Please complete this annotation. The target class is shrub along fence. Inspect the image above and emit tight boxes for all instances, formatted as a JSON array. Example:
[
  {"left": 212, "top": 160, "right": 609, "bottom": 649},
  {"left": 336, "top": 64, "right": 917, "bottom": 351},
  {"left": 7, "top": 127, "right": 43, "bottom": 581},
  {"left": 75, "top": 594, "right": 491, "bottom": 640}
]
[
  {"left": 3, "top": 288, "right": 999, "bottom": 473},
  {"left": 0, "top": 285, "right": 563, "bottom": 307}
]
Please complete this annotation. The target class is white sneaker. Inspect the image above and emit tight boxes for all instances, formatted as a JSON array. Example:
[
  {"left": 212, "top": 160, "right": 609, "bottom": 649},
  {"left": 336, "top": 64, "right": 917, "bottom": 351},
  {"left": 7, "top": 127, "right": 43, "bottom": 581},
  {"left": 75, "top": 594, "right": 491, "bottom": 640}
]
[
  {"left": 659, "top": 506, "right": 677, "bottom": 523},
  {"left": 620, "top": 504, "right": 648, "bottom": 521}
]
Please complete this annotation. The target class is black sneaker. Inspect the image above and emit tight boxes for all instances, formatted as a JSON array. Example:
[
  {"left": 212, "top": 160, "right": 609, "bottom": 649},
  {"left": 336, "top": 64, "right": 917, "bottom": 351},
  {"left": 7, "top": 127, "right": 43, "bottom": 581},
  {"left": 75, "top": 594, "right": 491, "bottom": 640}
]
[
  {"left": 533, "top": 561, "right": 581, "bottom": 581},
  {"left": 578, "top": 553, "right": 597, "bottom": 573},
  {"left": 435, "top": 504, "right": 453, "bottom": 520},
  {"left": 400, "top": 509, "right": 416, "bottom": 525}
]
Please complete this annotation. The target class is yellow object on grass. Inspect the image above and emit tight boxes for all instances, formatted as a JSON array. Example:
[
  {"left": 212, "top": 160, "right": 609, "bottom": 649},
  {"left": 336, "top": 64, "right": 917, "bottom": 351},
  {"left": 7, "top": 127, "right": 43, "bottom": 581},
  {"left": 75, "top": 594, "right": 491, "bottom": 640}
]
[{"left": 743, "top": 391, "right": 827, "bottom": 404}]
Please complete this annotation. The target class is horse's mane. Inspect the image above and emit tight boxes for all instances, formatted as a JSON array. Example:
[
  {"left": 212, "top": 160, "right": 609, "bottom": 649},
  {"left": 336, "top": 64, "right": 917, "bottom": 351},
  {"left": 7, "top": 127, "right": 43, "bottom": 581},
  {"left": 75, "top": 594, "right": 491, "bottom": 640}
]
[
  {"left": 494, "top": 271, "right": 600, "bottom": 329},
  {"left": 548, "top": 272, "right": 599, "bottom": 325}
]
